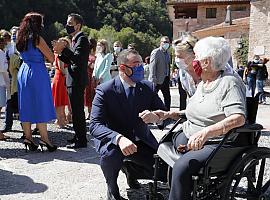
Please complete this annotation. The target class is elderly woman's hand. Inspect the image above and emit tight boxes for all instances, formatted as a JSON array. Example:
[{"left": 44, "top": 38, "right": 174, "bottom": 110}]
[
  {"left": 153, "top": 110, "right": 182, "bottom": 121},
  {"left": 152, "top": 110, "right": 168, "bottom": 121},
  {"left": 187, "top": 128, "right": 209, "bottom": 151},
  {"left": 139, "top": 110, "right": 160, "bottom": 124}
]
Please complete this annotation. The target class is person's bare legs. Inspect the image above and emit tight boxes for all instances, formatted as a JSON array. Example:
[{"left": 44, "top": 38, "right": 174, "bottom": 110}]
[
  {"left": 55, "top": 106, "right": 67, "bottom": 127},
  {"left": 36, "top": 123, "right": 53, "bottom": 145},
  {"left": 87, "top": 106, "right": 92, "bottom": 119},
  {"left": 22, "top": 122, "right": 32, "bottom": 141},
  {"left": 59, "top": 106, "right": 67, "bottom": 127}
]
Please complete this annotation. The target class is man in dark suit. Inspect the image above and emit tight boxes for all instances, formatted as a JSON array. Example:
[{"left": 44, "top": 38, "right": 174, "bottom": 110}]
[
  {"left": 89, "top": 49, "right": 166, "bottom": 200},
  {"left": 53, "top": 13, "right": 90, "bottom": 148},
  {"left": 148, "top": 36, "right": 171, "bottom": 110}
]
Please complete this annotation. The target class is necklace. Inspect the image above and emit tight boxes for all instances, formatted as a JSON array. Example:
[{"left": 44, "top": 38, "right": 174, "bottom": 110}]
[{"left": 199, "top": 73, "right": 222, "bottom": 103}]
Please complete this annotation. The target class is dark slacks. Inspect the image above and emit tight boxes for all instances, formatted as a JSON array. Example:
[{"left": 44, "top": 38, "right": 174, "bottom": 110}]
[
  {"left": 100, "top": 141, "right": 156, "bottom": 199},
  {"left": 67, "top": 85, "right": 87, "bottom": 145},
  {"left": 156, "top": 76, "right": 171, "bottom": 111},
  {"left": 169, "top": 132, "right": 216, "bottom": 200},
  {"left": 5, "top": 93, "right": 18, "bottom": 129},
  {"left": 177, "top": 77, "right": 187, "bottom": 110}
]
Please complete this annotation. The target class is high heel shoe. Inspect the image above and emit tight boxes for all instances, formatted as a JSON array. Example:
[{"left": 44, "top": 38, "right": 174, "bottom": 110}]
[
  {"left": 24, "top": 138, "right": 38, "bottom": 152},
  {"left": 39, "top": 140, "right": 57, "bottom": 152}
]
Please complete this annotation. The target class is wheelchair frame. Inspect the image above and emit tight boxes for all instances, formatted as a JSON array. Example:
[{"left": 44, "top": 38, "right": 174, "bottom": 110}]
[{"left": 147, "top": 118, "right": 270, "bottom": 200}]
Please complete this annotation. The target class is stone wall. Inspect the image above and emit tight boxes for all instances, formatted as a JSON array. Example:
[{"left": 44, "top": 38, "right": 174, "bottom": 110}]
[
  {"left": 168, "top": 3, "right": 250, "bottom": 39},
  {"left": 249, "top": 0, "right": 270, "bottom": 80}
]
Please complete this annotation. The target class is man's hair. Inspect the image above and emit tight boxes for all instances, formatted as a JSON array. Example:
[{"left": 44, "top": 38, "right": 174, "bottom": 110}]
[
  {"left": 68, "top": 13, "right": 84, "bottom": 27},
  {"left": 117, "top": 49, "right": 139, "bottom": 65},
  {"left": 194, "top": 36, "right": 231, "bottom": 71},
  {"left": 160, "top": 36, "right": 170, "bottom": 42}
]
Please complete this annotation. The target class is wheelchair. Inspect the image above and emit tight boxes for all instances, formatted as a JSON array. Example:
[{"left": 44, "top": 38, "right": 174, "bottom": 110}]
[{"left": 146, "top": 96, "right": 270, "bottom": 200}]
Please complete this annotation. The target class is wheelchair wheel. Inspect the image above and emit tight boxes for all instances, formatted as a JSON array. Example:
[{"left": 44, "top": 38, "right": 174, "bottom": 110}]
[{"left": 223, "top": 147, "right": 270, "bottom": 200}]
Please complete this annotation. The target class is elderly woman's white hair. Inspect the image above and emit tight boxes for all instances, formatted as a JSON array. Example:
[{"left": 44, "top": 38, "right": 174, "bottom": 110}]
[{"left": 193, "top": 37, "right": 231, "bottom": 71}]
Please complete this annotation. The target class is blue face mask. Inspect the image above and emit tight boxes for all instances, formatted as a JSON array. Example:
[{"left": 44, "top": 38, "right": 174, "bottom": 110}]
[{"left": 126, "top": 64, "right": 144, "bottom": 83}]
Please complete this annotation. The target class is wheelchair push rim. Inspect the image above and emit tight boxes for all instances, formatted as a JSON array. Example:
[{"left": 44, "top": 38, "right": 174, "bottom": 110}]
[{"left": 223, "top": 147, "right": 270, "bottom": 200}]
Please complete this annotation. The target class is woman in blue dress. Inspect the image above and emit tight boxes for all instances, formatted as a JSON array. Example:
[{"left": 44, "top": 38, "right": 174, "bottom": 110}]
[{"left": 16, "top": 12, "right": 57, "bottom": 152}]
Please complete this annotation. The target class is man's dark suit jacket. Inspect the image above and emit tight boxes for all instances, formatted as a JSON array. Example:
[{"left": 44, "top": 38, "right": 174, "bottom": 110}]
[
  {"left": 58, "top": 32, "right": 90, "bottom": 87},
  {"left": 89, "top": 76, "right": 166, "bottom": 156}
]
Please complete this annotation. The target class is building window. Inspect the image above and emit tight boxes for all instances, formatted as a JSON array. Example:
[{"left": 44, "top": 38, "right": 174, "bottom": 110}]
[
  {"left": 174, "top": 6, "right": 197, "bottom": 19},
  {"left": 178, "top": 32, "right": 185, "bottom": 37},
  {"left": 206, "top": 8, "right": 217, "bottom": 18},
  {"left": 231, "top": 6, "right": 247, "bottom": 11}
]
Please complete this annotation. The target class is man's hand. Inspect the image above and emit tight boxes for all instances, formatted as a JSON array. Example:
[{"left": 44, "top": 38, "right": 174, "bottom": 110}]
[
  {"left": 139, "top": 110, "right": 160, "bottom": 124},
  {"left": 152, "top": 110, "right": 167, "bottom": 121},
  {"left": 118, "top": 136, "right": 137, "bottom": 156},
  {"left": 187, "top": 128, "right": 208, "bottom": 151},
  {"left": 52, "top": 40, "right": 66, "bottom": 54}
]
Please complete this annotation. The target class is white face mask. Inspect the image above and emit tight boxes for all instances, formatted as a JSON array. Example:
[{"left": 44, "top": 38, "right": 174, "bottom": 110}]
[
  {"left": 114, "top": 46, "right": 121, "bottom": 53},
  {"left": 175, "top": 57, "right": 188, "bottom": 70},
  {"left": 162, "top": 43, "right": 170, "bottom": 51}
]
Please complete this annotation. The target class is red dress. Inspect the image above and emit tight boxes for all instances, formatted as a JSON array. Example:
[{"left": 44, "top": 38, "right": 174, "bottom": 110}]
[
  {"left": 51, "top": 55, "right": 69, "bottom": 107},
  {"left": 84, "top": 55, "right": 97, "bottom": 107}
]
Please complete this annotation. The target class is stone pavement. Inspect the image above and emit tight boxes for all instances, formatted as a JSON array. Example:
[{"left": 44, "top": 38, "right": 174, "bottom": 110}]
[{"left": 0, "top": 87, "right": 269, "bottom": 200}]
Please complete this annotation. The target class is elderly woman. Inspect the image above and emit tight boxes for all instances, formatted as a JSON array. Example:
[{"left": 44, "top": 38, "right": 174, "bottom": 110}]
[{"left": 140, "top": 37, "right": 246, "bottom": 200}]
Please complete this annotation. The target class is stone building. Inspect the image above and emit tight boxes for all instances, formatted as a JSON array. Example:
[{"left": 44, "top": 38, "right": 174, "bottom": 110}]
[
  {"left": 167, "top": 0, "right": 250, "bottom": 39},
  {"left": 192, "top": 16, "right": 249, "bottom": 67},
  {"left": 248, "top": 0, "right": 270, "bottom": 72}
]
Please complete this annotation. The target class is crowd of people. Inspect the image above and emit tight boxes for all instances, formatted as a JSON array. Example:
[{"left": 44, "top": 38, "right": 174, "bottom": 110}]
[{"left": 0, "top": 11, "right": 269, "bottom": 200}]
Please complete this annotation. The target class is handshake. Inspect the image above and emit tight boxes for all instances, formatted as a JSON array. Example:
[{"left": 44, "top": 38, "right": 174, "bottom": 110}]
[{"left": 139, "top": 110, "right": 184, "bottom": 124}]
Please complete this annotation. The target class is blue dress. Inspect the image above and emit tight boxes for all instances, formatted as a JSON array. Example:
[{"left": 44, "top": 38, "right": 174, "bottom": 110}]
[{"left": 17, "top": 40, "right": 56, "bottom": 123}]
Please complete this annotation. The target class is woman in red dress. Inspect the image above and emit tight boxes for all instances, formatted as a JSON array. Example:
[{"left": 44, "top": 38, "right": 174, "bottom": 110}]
[
  {"left": 51, "top": 37, "right": 70, "bottom": 127},
  {"left": 84, "top": 38, "right": 97, "bottom": 119}
]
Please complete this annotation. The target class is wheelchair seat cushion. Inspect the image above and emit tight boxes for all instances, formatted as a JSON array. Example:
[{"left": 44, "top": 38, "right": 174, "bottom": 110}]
[{"left": 157, "top": 141, "right": 182, "bottom": 168}]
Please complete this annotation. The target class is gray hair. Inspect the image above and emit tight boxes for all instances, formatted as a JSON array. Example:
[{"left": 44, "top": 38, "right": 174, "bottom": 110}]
[
  {"left": 193, "top": 37, "right": 231, "bottom": 71},
  {"left": 117, "top": 49, "right": 140, "bottom": 65}
]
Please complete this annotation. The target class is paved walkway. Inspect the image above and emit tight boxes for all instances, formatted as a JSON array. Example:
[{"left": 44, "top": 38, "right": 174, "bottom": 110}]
[{"left": 0, "top": 87, "right": 269, "bottom": 200}]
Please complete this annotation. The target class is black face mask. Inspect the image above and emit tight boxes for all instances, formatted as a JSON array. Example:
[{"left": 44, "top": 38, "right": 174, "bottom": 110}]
[{"left": 65, "top": 25, "right": 75, "bottom": 35}]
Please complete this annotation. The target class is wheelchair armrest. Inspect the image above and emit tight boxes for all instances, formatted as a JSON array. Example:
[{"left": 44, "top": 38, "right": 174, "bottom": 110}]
[
  {"left": 158, "top": 118, "right": 184, "bottom": 144},
  {"left": 235, "top": 123, "right": 263, "bottom": 132}
]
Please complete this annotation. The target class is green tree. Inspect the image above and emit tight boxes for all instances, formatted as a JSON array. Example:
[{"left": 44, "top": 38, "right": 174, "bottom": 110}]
[{"left": 234, "top": 36, "right": 249, "bottom": 66}]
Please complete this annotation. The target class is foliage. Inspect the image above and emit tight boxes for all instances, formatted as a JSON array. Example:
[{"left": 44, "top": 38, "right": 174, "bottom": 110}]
[
  {"left": 0, "top": 0, "right": 171, "bottom": 58},
  {"left": 83, "top": 25, "right": 159, "bottom": 58},
  {"left": 234, "top": 36, "right": 249, "bottom": 66}
]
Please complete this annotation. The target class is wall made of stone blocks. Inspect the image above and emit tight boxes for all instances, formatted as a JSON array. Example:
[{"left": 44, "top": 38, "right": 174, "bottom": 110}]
[
  {"left": 170, "top": 4, "right": 250, "bottom": 39},
  {"left": 249, "top": 0, "right": 270, "bottom": 79}
]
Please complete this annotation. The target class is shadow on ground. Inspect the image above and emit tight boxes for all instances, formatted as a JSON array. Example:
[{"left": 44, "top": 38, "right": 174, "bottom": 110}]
[{"left": 0, "top": 169, "right": 48, "bottom": 195}]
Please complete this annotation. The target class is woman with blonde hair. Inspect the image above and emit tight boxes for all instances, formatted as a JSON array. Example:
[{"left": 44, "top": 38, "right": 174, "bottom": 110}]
[
  {"left": 173, "top": 34, "right": 200, "bottom": 109},
  {"left": 93, "top": 39, "right": 113, "bottom": 84}
]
